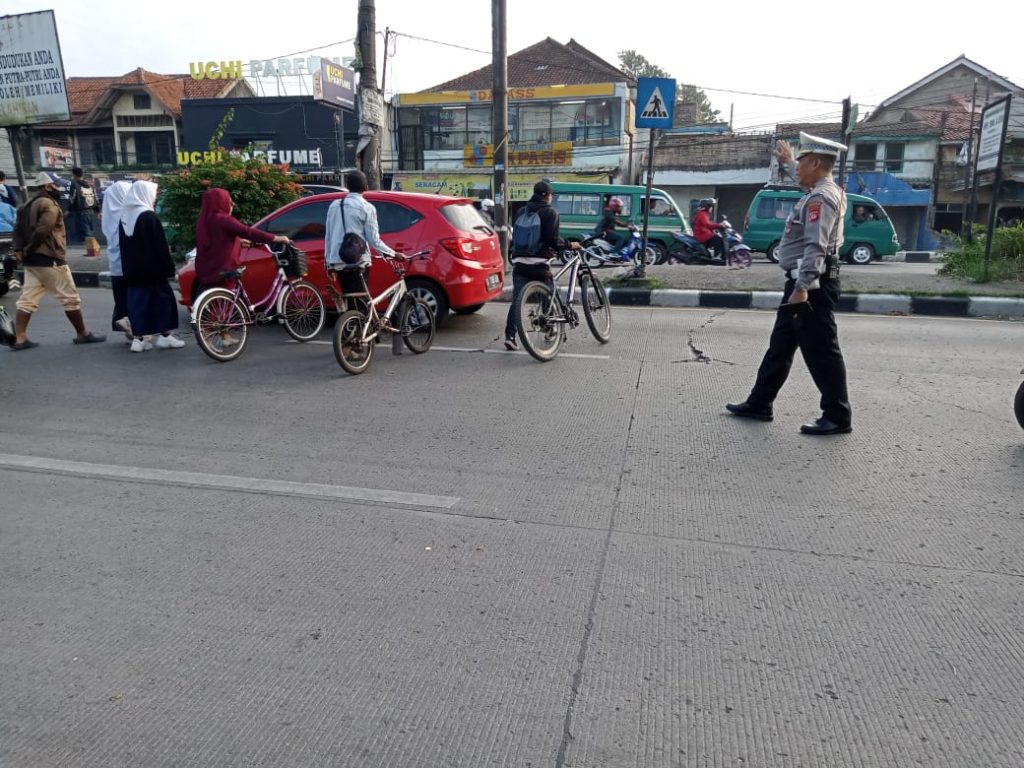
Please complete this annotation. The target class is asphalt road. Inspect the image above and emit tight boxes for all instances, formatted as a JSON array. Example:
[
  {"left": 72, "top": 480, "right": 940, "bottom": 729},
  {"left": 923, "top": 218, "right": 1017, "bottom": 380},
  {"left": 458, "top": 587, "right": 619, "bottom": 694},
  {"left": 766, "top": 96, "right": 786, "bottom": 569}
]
[{"left": 3, "top": 290, "right": 1024, "bottom": 768}]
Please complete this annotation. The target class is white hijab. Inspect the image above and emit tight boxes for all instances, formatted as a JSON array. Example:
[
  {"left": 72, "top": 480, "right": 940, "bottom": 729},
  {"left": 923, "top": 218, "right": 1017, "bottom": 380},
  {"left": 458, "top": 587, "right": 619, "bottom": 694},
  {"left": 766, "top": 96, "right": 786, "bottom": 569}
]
[
  {"left": 120, "top": 180, "right": 158, "bottom": 237},
  {"left": 100, "top": 180, "right": 132, "bottom": 246}
]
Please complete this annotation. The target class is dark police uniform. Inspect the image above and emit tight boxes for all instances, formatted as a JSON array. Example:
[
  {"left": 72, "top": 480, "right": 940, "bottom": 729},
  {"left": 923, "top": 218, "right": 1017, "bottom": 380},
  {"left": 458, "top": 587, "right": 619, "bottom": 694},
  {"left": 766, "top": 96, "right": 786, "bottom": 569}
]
[{"left": 740, "top": 134, "right": 853, "bottom": 430}]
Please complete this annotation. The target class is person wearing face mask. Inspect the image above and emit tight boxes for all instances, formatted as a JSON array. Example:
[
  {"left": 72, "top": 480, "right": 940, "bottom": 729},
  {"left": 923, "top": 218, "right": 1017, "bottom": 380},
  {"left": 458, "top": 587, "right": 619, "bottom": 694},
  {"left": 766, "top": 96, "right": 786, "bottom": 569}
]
[{"left": 9, "top": 172, "right": 106, "bottom": 350}]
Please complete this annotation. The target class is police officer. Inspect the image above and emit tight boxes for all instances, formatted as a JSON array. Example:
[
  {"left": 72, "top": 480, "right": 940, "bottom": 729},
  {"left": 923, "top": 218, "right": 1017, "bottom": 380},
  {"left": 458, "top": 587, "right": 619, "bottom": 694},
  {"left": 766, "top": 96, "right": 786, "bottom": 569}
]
[{"left": 726, "top": 132, "right": 852, "bottom": 435}]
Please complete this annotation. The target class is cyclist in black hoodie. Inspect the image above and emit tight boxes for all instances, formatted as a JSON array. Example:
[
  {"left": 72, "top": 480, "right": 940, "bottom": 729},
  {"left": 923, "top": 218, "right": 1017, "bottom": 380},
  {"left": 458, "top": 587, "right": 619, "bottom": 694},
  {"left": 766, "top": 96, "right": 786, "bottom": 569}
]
[{"left": 504, "top": 180, "right": 580, "bottom": 351}]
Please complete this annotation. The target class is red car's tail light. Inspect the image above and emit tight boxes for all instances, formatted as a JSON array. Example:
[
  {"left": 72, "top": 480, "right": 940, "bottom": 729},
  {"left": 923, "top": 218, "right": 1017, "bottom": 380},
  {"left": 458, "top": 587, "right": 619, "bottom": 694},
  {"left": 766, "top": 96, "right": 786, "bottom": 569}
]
[{"left": 440, "top": 237, "right": 481, "bottom": 259}]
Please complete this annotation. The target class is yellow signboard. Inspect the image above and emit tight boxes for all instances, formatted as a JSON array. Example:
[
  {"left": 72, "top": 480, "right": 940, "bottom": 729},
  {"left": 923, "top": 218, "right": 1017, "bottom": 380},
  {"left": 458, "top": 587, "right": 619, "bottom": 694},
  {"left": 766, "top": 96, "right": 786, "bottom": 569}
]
[
  {"left": 398, "top": 82, "right": 616, "bottom": 107},
  {"left": 464, "top": 141, "right": 573, "bottom": 168}
]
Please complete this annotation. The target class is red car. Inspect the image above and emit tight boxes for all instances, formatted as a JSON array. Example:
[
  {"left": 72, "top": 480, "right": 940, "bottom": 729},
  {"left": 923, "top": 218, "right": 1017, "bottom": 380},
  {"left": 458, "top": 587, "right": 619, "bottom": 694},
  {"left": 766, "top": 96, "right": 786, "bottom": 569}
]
[{"left": 177, "top": 191, "right": 505, "bottom": 324}]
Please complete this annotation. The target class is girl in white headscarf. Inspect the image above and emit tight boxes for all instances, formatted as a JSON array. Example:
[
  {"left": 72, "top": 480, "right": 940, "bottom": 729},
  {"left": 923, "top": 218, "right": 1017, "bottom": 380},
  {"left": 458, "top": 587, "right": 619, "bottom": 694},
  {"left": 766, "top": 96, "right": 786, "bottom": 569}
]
[
  {"left": 101, "top": 180, "right": 133, "bottom": 339},
  {"left": 119, "top": 181, "right": 184, "bottom": 352}
]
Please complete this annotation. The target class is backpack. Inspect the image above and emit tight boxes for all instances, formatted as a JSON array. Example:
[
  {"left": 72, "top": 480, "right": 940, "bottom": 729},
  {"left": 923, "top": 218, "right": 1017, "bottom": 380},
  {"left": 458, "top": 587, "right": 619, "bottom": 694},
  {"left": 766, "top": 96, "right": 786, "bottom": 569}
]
[
  {"left": 0, "top": 305, "right": 15, "bottom": 347},
  {"left": 511, "top": 206, "right": 543, "bottom": 256},
  {"left": 75, "top": 182, "right": 97, "bottom": 210},
  {"left": 80, "top": 184, "right": 97, "bottom": 209},
  {"left": 338, "top": 198, "right": 368, "bottom": 265}
]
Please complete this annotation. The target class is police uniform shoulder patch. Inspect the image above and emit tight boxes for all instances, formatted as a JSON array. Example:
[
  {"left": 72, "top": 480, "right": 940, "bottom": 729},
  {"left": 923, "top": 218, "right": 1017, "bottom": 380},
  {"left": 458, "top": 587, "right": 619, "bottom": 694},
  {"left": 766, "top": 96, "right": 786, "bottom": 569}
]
[{"left": 807, "top": 201, "right": 822, "bottom": 223}]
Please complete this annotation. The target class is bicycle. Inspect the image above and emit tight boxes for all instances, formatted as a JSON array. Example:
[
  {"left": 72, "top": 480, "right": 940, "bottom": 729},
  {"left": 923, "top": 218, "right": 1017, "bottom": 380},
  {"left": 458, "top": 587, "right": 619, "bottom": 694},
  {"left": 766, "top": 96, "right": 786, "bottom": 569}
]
[
  {"left": 514, "top": 247, "right": 612, "bottom": 362},
  {"left": 330, "top": 250, "right": 435, "bottom": 375},
  {"left": 191, "top": 242, "right": 326, "bottom": 362}
]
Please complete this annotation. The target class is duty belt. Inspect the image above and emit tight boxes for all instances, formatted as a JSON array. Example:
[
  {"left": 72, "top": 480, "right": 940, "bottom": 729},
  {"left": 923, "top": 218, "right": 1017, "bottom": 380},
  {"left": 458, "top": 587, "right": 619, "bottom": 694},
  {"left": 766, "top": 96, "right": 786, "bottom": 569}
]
[{"left": 786, "top": 254, "right": 840, "bottom": 282}]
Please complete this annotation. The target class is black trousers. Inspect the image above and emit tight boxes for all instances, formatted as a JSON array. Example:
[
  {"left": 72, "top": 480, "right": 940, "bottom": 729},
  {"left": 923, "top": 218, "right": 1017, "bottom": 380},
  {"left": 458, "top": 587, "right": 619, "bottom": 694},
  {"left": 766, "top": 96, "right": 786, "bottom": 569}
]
[
  {"left": 505, "top": 262, "right": 552, "bottom": 340},
  {"left": 747, "top": 278, "right": 852, "bottom": 425}
]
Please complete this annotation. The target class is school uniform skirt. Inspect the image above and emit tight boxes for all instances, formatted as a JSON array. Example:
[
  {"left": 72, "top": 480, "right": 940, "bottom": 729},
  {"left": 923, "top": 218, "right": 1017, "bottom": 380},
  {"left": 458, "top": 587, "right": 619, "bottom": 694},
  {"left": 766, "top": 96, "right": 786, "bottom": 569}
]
[{"left": 126, "top": 281, "right": 179, "bottom": 336}]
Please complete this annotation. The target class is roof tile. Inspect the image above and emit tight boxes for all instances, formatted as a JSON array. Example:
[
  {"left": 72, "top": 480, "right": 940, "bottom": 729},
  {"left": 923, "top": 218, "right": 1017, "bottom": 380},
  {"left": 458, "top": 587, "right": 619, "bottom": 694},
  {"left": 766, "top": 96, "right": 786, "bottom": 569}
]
[{"left": 422, "top": 37, "right": 628, "bottom": 92}]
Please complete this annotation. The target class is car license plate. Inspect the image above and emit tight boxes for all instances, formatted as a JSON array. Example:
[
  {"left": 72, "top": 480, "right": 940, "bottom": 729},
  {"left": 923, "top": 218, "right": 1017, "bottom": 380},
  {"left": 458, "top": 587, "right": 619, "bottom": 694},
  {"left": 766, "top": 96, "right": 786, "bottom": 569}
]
[{"left": 486, "top": 273, "right": 500, "bottom": 291}]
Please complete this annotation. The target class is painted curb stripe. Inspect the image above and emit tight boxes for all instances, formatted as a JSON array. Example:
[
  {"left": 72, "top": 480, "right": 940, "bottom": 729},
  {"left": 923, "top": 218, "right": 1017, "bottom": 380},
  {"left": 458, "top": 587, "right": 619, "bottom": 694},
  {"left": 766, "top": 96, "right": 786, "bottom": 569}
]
[{"left": 0, "top": 453, "right": 460, "bottom": 510}]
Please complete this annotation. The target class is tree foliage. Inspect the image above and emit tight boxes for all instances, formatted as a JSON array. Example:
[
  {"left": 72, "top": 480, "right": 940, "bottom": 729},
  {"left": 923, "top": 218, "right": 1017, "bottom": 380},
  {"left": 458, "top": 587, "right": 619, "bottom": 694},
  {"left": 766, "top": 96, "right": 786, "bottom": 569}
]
[
  {"left": 158, "top": 109, "right": 303, "bottom": 252},
  {"left": 618, "top": 50, "right": 721, "bottom": 124}
]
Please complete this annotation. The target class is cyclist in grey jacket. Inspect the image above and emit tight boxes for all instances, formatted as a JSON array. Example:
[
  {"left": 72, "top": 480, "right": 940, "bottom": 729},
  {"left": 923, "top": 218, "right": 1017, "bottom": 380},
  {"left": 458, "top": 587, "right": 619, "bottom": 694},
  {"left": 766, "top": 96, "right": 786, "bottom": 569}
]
[{"left": 325, "top": 170, "right": 395, "bottom": 272}]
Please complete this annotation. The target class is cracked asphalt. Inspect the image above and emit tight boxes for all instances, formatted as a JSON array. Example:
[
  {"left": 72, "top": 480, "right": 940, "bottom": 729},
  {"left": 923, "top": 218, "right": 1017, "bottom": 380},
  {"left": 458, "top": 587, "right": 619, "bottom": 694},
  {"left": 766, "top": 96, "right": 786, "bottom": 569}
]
[{"left": 3, "top": 291, "right": 1024, "bottom": 767}]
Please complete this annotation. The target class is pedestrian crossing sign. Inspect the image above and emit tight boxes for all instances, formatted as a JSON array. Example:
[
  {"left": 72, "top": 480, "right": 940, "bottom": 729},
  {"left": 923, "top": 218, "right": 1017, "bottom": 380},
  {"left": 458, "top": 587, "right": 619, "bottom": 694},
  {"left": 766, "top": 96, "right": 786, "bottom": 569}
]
[{"left": 635, "top": 77, "right": 676, "bottom": 129}]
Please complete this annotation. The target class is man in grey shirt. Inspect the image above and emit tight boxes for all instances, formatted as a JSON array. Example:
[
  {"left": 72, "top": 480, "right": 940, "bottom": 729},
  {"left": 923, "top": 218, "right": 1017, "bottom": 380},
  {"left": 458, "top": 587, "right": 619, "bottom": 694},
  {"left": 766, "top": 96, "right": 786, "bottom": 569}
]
[{"left": 726, "top": 132, "right": 852, "bottom": 435}]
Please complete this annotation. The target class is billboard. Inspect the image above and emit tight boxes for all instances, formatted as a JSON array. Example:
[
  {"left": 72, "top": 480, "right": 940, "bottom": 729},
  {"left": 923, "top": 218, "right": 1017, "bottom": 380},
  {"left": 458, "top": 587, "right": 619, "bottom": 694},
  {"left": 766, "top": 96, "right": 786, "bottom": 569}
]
[
  {"left": 976, "top": 96, "right": 1011, "bottom": 173},
  {"left": 0, "top": 10, "right": 71, "bottom": 127},
  {"left": 313, "top": 60, "right": 355, "bottom": 110}
]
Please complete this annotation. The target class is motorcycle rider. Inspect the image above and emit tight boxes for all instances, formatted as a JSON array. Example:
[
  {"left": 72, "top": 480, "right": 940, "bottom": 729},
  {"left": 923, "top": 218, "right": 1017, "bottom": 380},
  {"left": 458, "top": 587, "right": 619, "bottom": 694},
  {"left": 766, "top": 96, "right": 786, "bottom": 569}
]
[
  {"left": 593, "top": 196, "right": 630, "bottom": 259},
  {"left": 693, "top": 198, "right": 724, "bottom": 260}
]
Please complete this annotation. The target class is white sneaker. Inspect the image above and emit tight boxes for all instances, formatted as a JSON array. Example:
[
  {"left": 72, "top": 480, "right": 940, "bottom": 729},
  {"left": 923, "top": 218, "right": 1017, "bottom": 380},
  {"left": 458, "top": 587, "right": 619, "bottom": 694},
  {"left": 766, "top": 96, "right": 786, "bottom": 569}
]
[
  {"left": 155, "top": 334, "right": 185, "bottom": 349},
  {"left": 130, "top": 338, "right": 153, "bottom": 353}
]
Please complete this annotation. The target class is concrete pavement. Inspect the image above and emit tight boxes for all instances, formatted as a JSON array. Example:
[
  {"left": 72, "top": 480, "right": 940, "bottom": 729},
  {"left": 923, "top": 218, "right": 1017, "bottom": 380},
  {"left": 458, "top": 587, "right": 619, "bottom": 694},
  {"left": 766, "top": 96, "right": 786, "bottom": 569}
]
[{"left": 3, "top": 292, "right": 1024, "bottom": 767}]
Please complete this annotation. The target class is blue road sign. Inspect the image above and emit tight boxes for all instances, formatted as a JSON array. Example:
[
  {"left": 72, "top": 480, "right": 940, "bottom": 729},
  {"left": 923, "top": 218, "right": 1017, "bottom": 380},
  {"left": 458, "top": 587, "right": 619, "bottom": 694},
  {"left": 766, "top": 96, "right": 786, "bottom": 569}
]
[{"left": 635, "top": 77, "right": 676, "bottom": 129}]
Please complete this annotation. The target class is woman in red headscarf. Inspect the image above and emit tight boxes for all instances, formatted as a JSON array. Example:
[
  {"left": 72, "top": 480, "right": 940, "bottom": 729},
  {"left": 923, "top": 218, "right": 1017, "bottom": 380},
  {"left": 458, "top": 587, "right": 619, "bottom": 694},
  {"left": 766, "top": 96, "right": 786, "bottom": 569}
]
[{"left": 192, "top": 188, "right": 289, "bottom": 302}]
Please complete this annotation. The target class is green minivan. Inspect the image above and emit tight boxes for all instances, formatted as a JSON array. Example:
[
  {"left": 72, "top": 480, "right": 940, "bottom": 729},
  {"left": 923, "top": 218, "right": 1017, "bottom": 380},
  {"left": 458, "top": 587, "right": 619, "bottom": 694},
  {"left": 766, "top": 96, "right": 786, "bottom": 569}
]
[
  {"left": 549, "top": 182, "right": 690, "bottom": 264},
  {"left": 742, "top": 185, "right": 900, "bottom": 265}
]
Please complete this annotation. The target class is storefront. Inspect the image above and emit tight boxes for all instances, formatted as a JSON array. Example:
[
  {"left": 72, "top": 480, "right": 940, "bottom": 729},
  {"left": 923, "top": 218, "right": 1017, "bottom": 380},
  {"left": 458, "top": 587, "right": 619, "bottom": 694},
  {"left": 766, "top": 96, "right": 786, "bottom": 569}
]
[
  {"left": 180, "top": 96, "right": 356, "bottom": 173},
  {"left": 390, "top": 170, "right": 612, "bottom": 201}
]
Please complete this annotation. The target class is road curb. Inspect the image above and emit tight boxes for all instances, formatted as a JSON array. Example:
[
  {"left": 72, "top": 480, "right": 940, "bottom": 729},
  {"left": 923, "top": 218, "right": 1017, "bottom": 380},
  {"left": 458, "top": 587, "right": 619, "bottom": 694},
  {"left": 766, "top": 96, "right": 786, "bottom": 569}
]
[{"left": 495, "top": 283, "right": 1024, "bottom": 320}]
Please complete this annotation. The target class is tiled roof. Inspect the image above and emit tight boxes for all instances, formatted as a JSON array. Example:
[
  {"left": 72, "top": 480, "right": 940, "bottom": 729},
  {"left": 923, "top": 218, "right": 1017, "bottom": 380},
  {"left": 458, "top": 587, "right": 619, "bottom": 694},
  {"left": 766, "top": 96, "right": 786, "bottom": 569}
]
[
  {"left": 47, "top": 69, "right": 244, "bottom": 128},
  {"left": 423, "top": 37, "right": 629, "bottom": 92}
]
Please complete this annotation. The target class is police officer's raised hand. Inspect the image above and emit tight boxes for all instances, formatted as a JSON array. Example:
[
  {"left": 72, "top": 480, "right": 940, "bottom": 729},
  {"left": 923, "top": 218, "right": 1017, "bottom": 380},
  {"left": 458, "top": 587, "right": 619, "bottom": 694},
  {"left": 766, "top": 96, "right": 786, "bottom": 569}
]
[{"left": 774, "top": 139, "right": 794, "bottom": 165}]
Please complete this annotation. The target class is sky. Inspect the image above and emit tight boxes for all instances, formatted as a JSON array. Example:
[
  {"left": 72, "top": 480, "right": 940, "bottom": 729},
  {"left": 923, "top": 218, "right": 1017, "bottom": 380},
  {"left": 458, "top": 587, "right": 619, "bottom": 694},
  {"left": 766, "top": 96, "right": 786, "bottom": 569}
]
[{"left": 6, "top": 0, "right": 1024, "bottom": 131}]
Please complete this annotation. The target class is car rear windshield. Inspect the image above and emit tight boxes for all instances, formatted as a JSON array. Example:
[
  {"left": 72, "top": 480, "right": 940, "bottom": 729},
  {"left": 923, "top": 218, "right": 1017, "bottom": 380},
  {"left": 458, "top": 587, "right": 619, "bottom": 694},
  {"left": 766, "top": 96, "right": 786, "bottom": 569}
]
[{"left": 439, "top": 202, "right": 491, "bottom": 234}]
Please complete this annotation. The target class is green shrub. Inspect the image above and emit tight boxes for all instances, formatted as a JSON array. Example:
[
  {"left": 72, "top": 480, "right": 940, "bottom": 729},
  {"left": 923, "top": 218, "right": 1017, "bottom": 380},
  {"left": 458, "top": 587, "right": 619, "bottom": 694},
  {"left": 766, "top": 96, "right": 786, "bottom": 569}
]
[
  {"left": 158, "top": 110, "right": 303, "bottom": 252},
  {"left": 939, "top": 224, "right": 1024, "bottom": 282}
]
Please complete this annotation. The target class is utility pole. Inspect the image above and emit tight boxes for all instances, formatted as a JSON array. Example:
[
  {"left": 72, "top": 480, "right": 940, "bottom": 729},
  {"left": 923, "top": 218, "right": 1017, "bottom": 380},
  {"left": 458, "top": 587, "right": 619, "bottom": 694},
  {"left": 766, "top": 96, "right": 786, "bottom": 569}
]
[
  {"left": 356, "top": 0, "right": 382, "bottom": 189},
  {"left": 967, "top": 77, "right": 992, "bottom": 236},
  {"left": 962, "top": 78, "right": 979, "bottom": 241},
  {"left": 491, "top": 0, "right": 509, "bottom": 262},
  {"left": 837, "top": 96, "right": 852, "bottom": 189}
]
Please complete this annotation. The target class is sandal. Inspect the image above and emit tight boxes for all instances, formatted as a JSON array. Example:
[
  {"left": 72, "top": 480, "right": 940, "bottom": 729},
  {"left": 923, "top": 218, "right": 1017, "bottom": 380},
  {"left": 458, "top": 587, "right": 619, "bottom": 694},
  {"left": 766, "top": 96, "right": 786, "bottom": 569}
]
[
  {"left": 73, "top": 331, "right": 107, "bottom": 344},
  {"left": 11, "top": 340, "right": 39, "bottom": 351}
]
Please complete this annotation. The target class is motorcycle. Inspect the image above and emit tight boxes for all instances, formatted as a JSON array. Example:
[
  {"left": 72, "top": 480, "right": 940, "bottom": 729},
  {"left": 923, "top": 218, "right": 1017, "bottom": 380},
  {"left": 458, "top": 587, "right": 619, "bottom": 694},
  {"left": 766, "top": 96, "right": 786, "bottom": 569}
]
[
  {"left": 570, "top": 224, "right": 657, "bottom": 268},
  {"left": 1016, "top": 370, "right": 1024, "bottom": 429},
  {"left": 667, "top": 216, "right": 752, "bottom": 268}
]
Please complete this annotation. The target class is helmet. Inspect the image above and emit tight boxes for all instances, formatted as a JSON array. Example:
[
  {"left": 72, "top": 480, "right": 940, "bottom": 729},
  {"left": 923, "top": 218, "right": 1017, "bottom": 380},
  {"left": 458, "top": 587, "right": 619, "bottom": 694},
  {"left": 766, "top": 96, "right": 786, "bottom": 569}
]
[
  {"left": 608, "top": 196, "right": 624, "bottom": 212},
  {"left": 479, "top": 198, "right": 494, "bottom": 211},
  {"left": 699, "top": 198, "right": 716, "bottom": 210}
]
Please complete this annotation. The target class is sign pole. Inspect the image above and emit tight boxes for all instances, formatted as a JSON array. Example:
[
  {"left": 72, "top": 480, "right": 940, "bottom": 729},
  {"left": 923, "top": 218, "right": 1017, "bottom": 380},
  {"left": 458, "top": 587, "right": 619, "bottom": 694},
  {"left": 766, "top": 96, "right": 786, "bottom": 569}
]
[
  {"left": 638, "top": 129, "right": 656, "bottom": 279},
  {"left": 976, "top": 95, "right": 1012, "bottom": 282},
  {"left": 632, "top": 76, "right": 676, "bottom": 281}
]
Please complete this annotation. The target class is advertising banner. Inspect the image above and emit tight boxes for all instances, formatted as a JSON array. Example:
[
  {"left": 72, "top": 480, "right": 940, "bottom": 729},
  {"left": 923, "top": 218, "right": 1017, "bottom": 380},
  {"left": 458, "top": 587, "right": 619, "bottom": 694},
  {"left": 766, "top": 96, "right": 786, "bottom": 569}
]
[
  {"left": 464, "top": 141, "right": 574, "bottom": 168},
  {"left": 39, "top": 145, "right": 73, "bottom": 168},
  {"left": 0, "top": 10, "right": 71, "bottom": 127},
  {"left": 391, "top": 172, "right": 609, "bottom": 201},
  {"left": 313, "top": 60, "right": 355, "bottom": 110}
]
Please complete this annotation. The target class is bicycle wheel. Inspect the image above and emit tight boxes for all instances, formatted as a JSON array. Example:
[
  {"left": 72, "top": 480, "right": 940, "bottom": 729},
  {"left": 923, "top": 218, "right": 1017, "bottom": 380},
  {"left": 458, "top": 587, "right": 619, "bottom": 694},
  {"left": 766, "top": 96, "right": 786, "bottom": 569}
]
[
  {"left": 515, "top": 281, "right": 562, "bottom": 362},
  {"left": 399, "top": 297, "right": 435, "bottom": 353},
  {"left": 280, "top": 280, "right": 326, "bottom": 342},
  {"left": 580, "top": 272, "right": 612, "bottom": 343},
  {"left": 193, "top": 288, "right": 249, "bottom": 362},
  {"left": 332, "top": 309, "right": 374, "bottom": 374}
]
